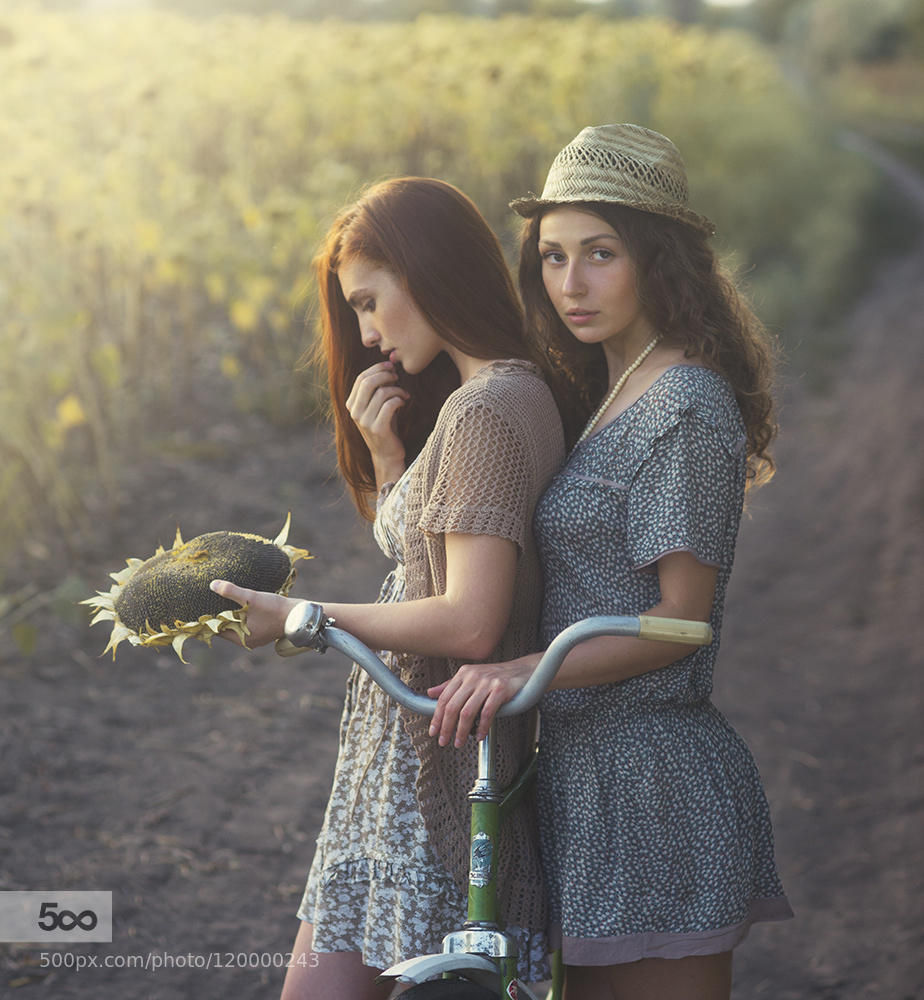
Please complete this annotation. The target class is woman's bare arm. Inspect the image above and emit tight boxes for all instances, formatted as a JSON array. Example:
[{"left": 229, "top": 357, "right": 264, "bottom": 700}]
[
  {"left": 428, "top": 550, "right": 718, "bottom": 746},
  {"left": 211, "top": 531, "right": 518, "bottom": 662}
]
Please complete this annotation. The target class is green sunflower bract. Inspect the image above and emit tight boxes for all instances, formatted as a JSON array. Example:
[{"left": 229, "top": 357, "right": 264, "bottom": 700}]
[{"left": 82, "top": 514, "right": 310, "bottom": 661}]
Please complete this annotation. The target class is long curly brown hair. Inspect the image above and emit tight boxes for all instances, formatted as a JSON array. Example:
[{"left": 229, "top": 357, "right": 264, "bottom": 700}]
[
  {"left": 518, "top": 202, "right": 779, "bottom": 487},
  {"left": 313, "top": 177, "right": 547, "bottom": 518}
]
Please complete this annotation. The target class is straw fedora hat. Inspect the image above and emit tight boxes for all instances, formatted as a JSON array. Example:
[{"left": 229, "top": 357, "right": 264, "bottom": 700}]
[{"left": 510, "top": 123, "right": 715, "bottom": 236}]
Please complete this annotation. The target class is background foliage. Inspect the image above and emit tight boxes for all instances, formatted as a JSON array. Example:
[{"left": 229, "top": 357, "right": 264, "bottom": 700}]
[{"left": 0, "top": 2, "right": 913, "bottom": 580}]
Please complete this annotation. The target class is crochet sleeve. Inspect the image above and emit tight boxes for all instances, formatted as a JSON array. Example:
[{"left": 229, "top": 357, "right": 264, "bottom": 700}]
[
  {"left": 417, "top": 398, "right": 536, "bottom": 550},
  {"left": 626, "top": 408, "right": 744, "bottom": 571}
]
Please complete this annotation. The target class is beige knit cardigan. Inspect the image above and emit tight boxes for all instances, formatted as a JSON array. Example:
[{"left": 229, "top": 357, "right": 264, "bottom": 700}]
[{"left": 388, "top": 358, "right": 564, "bottom": 934}]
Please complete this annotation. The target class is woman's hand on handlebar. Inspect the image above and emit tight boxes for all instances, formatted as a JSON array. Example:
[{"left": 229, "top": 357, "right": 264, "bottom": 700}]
[
  {"left": 209, "top": 579, "right": 302, "bottom": 648},
  {"left": 428, "top": 656, "right": 536, "bottom": 747}
]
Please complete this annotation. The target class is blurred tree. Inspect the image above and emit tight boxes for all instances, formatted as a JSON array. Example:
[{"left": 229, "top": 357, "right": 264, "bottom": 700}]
[
  {"left": 140, "top": 0, "right": 704, "bottom": 19},
  {"left": 746, "top": 0, "right": 803, "bottom": 42},
  {"left": 662, "top": 0, "right": 702, "bottom": 23},
  {"left": 779, "top": 0, "right": 921, "bottom": 74},
  {"left": 891, "top": 0, "right": 924, "bottom": 58},
  {"left": 529, "top": 0, "right": 593, "bottom": 15},
  {"left": 908, "top": 0, "right": 924, "bottom": 57}
]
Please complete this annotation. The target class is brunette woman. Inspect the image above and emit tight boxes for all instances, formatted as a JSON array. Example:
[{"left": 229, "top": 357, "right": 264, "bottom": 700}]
[
  {"left": 212, "top": 177, "right": 561, "bottom": 999},
  {"left": 429, "top": 125, "right": 793, "bottom": 1000}
]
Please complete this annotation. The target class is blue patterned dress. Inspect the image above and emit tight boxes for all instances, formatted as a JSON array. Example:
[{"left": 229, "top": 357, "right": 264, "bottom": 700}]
[{"left": 534, "top": 365, "right": 792, "bottom": 964}]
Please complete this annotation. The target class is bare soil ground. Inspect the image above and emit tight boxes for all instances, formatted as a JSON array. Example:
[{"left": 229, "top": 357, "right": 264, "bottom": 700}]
[{"left": 2, "top": 167, "right": 922, "bottom": 998}]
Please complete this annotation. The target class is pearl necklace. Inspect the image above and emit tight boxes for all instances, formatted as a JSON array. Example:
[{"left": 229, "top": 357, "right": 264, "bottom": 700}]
[{"left": 575, "top": 335, "right": 661, "bottom": 447}]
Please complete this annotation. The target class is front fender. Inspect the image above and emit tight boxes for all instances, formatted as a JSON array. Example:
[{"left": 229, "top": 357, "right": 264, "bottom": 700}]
[
  {"left": 378, "top": 952, "right": 499, "bottom": 989},
  {"left": 378, "top": 955, "right": 548, "bottom": 999}
]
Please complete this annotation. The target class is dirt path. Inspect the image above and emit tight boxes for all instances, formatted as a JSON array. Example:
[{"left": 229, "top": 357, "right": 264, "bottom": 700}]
[
  {"left": 714, "top": 235, "right": 924, "bottom": 998},
  {"left": 2, "top": 148, "right": 922, "bottom": 998},
  {"left": 712, "top": 138, "right": 924, "bottom": 999}
]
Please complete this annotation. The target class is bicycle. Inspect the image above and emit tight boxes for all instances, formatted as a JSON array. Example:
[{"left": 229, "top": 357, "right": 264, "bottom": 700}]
[{"left": 277, "top": 602, "right": 713, "bottom": 1000}]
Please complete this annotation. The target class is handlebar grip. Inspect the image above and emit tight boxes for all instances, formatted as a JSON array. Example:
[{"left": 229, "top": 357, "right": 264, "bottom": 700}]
[{"left": 637, "top": 615, "right": 712, "bottom": 646}]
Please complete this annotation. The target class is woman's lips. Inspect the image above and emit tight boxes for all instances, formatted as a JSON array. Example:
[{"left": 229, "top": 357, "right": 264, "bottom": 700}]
[{"left": 566, "top": 310, "right": 598, "bottom": 326}]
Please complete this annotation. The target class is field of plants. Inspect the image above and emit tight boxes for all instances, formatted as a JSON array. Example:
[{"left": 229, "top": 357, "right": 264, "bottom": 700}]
[{"left": 0, "top": 7, "right": 880, "bottom": 579}]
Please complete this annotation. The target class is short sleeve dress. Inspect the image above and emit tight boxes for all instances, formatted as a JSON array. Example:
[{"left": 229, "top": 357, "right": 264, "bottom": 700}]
[
  {"left": 297, "top": 360, "right": 561, "bottom": 981},
  {"left": 534, "top": 365, "right": 793, "bottom": 965}
]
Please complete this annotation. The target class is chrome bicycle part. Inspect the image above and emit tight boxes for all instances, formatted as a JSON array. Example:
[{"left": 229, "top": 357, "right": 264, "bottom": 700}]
[{"left": 282, "top": 600, "right": 335, "bottom": 652}]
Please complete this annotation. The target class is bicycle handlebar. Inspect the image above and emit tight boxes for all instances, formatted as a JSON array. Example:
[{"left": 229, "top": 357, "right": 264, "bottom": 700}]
[{"left": 276, "top": 601, "right": 712, "bottom": 719}]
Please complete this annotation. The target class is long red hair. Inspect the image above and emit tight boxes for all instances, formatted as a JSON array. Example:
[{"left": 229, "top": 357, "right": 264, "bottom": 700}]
[{"left": 313, "top": 177, "right": 542, "bottom": 518}]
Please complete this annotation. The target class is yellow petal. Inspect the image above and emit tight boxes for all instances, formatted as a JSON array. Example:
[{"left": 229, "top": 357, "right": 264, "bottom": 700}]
[
  {"left": 103, "top": 623, "right": 135, "bottom": 659},
  {"left": 274, "top": 512, "right": 292, "bottom": 547}
]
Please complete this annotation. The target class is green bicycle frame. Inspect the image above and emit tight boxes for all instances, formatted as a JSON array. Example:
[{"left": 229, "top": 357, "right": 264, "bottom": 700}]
[{"left": 446, "top": 731, "right": 562, "bottom": 998}]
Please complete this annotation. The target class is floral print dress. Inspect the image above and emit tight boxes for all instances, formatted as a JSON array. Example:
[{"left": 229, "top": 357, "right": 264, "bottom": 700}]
[{"left": 297, "top": 457, "right": 548, "bottom": 980}]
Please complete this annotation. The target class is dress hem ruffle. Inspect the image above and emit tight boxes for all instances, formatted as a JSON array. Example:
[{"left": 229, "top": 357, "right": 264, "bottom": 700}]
[{"left": 552, "top": 896, "right": 794, "bottom": 965}]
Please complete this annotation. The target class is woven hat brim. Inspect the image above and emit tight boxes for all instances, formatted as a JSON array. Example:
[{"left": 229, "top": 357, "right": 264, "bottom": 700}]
[{"left": 509, "top": 194, "right": 715, "bottom": 237}]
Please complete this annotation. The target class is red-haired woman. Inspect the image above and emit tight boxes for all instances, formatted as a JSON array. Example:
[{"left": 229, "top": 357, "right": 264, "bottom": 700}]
[
  {"left": 212, "top": 177, "right": 561, "bottom": 998},
  {"left": 429, "top": 126, "right": 793, "bottom": 999}
]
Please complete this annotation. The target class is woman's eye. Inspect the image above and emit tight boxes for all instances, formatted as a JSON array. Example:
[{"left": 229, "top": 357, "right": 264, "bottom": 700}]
[
  {"left": 541, "top": 251, "right": 566, "bottom": 265},
  {"left": 590, "top": 248, "right": 614, "bottom": 261},
  {"left": 362, "top": 299, "right": 376, "bottom": 312}
]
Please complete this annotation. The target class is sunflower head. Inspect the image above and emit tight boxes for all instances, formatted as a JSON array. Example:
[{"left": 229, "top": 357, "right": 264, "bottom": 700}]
[{"left": 82, "top": 514, "right": 310, "bottom": 661}]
